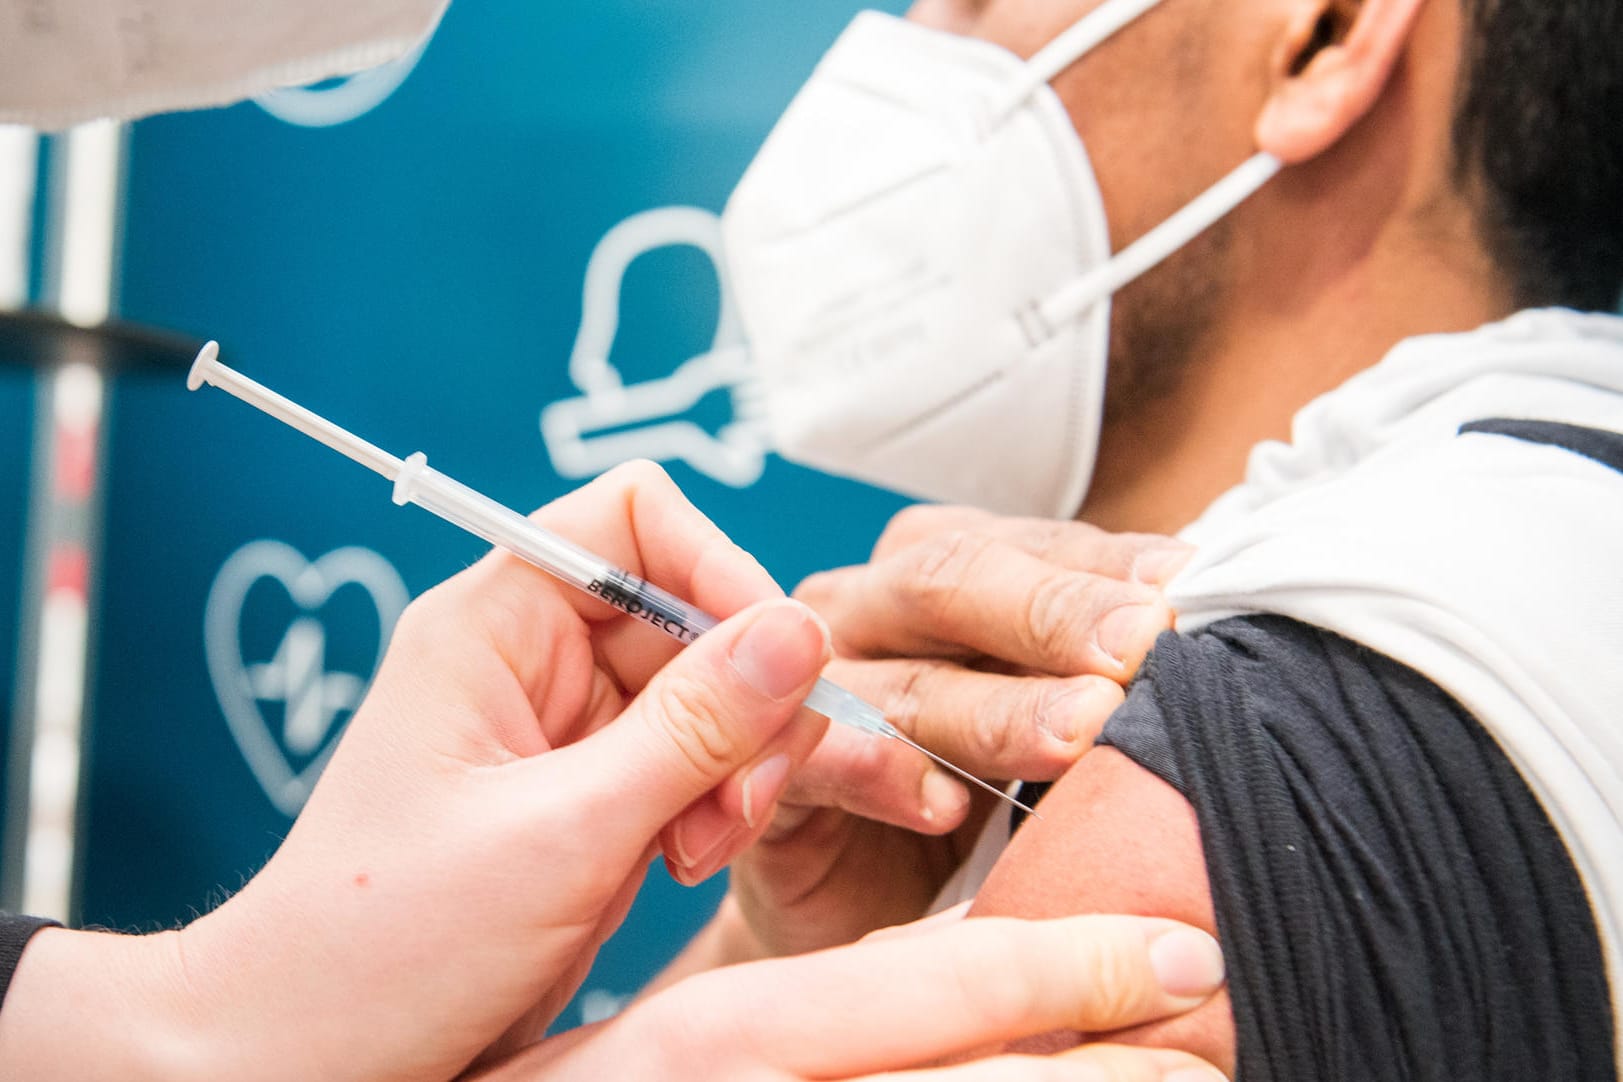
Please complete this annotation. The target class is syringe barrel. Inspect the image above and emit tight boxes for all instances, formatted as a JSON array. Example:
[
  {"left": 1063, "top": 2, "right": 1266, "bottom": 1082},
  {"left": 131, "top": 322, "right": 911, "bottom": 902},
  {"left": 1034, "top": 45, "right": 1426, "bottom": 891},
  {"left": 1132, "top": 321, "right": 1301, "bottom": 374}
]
[
  {"left": 392, "top": 453, "right": 719, "bottom": 646},
  {"left": 391, "top": 453, "right": 893, "bottom": 738}
]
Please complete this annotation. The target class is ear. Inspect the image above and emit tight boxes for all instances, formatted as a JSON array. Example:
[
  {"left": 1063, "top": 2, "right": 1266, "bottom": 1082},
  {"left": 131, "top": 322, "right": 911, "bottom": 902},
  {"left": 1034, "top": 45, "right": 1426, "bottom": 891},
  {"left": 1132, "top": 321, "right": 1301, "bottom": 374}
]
[{"left": 1255, "top": 0, "right": 1429, "bottom": 163}]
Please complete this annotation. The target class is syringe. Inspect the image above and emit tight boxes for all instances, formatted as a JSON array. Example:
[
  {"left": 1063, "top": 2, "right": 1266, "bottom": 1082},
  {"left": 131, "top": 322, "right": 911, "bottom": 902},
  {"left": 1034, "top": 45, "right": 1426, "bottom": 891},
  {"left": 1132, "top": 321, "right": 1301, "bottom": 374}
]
[{"left": 187, "top": 343, "right": 1037, "bottom": 819}]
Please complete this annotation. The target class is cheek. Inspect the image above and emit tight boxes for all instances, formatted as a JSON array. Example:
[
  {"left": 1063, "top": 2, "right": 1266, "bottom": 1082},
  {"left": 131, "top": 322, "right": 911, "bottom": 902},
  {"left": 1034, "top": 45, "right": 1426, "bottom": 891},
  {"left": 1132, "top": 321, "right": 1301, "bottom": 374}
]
[
  {"left": 905, "top": 0, "right": 983, "bottom": 33},
  {"left": 1042, "top": 7, "right": 1264, "bottom": 254},
  {"left": 908, "top": 0, "right": 1098, "bottom": 55},
  {"left": 975, "top": 1, "right": 1098, "bottom": 59}
]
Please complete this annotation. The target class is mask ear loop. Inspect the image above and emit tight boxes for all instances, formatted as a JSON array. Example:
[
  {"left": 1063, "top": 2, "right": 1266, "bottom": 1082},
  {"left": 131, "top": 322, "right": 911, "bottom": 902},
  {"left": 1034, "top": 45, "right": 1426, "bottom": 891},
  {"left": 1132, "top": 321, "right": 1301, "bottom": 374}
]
[{"left": 1035, "top": 151, "right": 1283, "bottom": 332}]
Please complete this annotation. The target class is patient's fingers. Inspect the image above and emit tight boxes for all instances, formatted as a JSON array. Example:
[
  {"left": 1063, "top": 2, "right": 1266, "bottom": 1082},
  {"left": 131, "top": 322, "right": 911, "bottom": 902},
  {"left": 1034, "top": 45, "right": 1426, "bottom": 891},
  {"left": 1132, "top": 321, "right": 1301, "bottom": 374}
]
[
  {"left": 868, "top": 506, "right": 1191, "bottom": 590},
  {"left": 798, "top": 533, "right": 1172, "bottom": 680},
  {"left": 764, "top": 659, "right": 1122, "bottom": 833}
]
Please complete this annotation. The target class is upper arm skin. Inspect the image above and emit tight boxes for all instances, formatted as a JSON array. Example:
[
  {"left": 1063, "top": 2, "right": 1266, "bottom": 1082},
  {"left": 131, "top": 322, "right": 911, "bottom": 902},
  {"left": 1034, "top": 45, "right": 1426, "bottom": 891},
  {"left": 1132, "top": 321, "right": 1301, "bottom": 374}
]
[{"left": 968, "top": 747, "right": 1238, "bottom": 1075}]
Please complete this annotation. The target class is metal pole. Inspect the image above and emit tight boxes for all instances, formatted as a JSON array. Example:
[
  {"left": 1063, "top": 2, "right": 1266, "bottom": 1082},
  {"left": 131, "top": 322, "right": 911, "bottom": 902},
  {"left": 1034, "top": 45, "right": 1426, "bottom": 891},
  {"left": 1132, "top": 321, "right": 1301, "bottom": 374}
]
[
  {"left": 0, "top": 126, "right": 35, "bottom": 307},
  {"left": 3, "top": 120, "right": 123, "bottom": 921},
  {"left": 0, "top": 122, "right": 40, "bottom": 914}
]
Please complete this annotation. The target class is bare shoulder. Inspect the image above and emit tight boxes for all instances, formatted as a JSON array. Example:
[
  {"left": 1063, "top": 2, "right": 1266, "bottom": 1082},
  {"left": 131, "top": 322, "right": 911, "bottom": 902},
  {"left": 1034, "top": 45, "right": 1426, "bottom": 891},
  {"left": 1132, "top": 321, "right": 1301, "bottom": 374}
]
[{"left": 970, "top": 747, "right": 1235, "bottom": 1073}]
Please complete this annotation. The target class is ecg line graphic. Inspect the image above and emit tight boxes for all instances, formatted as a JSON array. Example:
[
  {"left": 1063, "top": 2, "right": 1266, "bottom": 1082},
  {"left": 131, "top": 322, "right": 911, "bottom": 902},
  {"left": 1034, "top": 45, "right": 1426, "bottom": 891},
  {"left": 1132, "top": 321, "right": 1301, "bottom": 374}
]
[{"left": 205, "top": 541, "right": 409, "bottom": 816}]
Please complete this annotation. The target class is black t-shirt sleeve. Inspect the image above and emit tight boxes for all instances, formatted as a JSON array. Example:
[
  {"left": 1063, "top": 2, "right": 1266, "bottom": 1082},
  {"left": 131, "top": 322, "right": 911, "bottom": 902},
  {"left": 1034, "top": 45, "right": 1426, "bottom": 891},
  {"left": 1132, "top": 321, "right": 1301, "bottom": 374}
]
[
  {"left": 0, "top": 914, "right": 59, "bottom": 1011},
  {"left": 1090, "top": 676, "right": 1186, "bottom": 793},
  {"left": 1087, "top": 616, "right": 1615, "bottom": 1081}
]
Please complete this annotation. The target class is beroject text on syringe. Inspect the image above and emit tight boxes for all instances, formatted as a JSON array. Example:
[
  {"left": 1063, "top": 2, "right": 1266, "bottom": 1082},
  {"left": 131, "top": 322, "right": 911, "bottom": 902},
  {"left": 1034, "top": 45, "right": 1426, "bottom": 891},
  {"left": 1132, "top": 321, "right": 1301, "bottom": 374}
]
[{"left": 187, "top": 343, "right": 1036, "bottom": 819}]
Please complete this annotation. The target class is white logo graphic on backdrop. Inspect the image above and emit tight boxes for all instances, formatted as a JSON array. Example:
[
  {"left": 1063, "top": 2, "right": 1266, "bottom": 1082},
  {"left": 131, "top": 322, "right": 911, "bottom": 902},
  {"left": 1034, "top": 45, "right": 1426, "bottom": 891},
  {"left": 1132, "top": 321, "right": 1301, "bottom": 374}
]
[
  {"left": 540, "top": 207, "right": 771, "bottom": 488},
  {"left": 206, "top": 541, "right": 410, "bottom": 816},
  {"left": 254, "top": 34, "right": 432, "bottom": 128}
]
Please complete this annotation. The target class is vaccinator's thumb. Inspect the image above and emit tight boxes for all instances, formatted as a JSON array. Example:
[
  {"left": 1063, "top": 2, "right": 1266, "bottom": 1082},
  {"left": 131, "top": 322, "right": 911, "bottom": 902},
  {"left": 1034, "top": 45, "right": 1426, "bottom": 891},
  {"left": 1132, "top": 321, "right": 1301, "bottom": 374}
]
[{"left": 548, "top": 598, "right": 830, "bottom": 864}]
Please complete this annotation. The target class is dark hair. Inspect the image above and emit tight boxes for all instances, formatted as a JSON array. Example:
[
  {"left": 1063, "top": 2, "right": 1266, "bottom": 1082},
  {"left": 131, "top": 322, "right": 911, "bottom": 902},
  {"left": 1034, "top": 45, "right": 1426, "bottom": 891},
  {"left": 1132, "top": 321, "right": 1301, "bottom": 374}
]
[{"left": 1452, "top": 0, "right": 1623, "bottom": 311}]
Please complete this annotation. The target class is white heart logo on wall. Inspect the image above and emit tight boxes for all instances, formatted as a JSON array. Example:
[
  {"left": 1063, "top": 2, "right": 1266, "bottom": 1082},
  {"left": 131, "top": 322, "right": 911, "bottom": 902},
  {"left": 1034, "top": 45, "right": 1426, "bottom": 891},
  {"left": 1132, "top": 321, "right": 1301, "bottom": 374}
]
[{"left": 205, "top": 541, "right": 410, "bottom": 816}]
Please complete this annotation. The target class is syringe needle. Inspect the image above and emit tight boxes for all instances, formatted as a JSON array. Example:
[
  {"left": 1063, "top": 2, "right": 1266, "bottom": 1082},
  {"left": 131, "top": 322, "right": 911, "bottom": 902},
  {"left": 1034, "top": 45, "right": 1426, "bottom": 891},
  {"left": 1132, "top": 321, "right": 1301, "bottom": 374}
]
[{"left": 892, "top": 731, "right": 1041, "bottom": 820}]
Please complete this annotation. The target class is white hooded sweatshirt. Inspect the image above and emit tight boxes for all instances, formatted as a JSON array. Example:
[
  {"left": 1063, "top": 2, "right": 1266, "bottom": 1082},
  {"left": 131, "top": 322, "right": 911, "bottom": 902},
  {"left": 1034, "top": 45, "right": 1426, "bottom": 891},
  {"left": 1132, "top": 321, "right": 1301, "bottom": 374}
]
[{"left": 945, "top": 308, "right": 1623, "bottom": 1052}]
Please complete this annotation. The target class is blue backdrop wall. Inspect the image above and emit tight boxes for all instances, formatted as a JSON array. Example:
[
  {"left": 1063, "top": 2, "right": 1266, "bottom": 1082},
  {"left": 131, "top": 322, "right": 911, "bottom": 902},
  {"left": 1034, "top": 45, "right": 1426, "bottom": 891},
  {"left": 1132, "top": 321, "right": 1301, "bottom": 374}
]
[
  {"left": 84, "top": 0, "right": 910, "bottom": 1026},
  {"left": 0, "top": 373, "right": 31, "bottom": 833}
]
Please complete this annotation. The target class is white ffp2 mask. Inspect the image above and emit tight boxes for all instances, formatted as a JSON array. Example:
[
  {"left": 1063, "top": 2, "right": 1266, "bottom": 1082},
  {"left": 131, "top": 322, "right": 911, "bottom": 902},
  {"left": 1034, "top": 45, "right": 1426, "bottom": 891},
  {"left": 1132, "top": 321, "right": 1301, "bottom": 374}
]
[{"left": 722, "top": 0, "right": 1280, "bottom": 517}]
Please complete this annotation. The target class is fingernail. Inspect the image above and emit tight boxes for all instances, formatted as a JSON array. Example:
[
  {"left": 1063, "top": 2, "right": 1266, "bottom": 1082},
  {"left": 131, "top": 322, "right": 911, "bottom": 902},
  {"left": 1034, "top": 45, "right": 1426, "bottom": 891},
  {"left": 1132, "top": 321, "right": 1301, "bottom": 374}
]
[
  {"left": 1132, "top": 543, "right": 1194, "bottom": 586},
  {"left": 1095, "top": 603, "right": 1160, "bottom": 667},
  {"left": 920, "top": 768, "right": 969, "bottom": 823},
  {"left": 741, "top": 754, "right": 792, "bottom": 830},
  {"left": 1164, "top": 1068, "right": 1226, "bottom": 1082},
  {"left": 1035, "top": 684, "right": 1085, "bottom": 745},
  {"left": 1149, "top": 928, "right": 1226, "bottom": 999},
  {"left": 730, "top": 602, "right": 831, "bottom": 701},
  {"left": 671, "top": 823, "right": 744, "bottom": 884},
  {"left": 1035, "top": 679, "right": 1117, "bottom": 746},
  {"left": 670, "top": 821, "right": 699, "bottom": 869}
]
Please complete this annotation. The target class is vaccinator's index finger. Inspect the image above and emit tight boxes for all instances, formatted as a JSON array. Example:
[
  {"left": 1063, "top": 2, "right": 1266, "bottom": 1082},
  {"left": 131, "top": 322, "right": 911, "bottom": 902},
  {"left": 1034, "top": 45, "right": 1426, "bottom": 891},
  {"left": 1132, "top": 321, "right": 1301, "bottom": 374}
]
[
  {"left": 853, "top": 1044, "right": 1226, "bottom": 1082},
  {"left": 631, "top": 915, "right": 1224, "bottom": 1079}
]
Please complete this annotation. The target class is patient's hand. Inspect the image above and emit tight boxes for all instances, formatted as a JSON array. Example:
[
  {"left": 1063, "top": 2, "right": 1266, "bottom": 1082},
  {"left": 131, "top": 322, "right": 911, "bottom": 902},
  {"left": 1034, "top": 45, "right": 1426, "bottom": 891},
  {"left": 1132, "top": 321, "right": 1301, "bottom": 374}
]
[
  {"left": 971, "top": 747, "right": 1238, "bottom": 1075},
  {"left": 693, "top": 506, "right": 1188, "bottom": 964}
]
